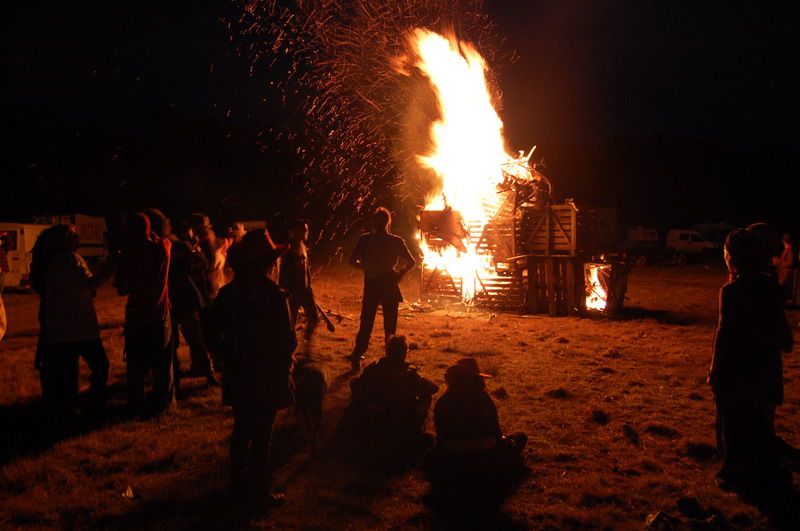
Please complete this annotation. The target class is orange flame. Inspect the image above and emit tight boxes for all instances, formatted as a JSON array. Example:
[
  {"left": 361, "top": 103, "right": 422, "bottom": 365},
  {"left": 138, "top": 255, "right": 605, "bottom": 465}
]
[{"left": 411, "top": 29, "right": 521, "bottom": 301}]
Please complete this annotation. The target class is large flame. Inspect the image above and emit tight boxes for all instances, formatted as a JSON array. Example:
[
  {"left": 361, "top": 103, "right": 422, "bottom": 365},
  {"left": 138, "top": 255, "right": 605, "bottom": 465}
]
[{"left": 411, "top": 29, "right": 517, "bottom": 301}]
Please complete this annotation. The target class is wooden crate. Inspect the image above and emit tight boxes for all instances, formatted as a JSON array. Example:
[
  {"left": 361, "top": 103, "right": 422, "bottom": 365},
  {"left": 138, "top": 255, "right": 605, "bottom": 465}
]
[
  {"left": 518, "top": 204, "right": 602, "bottom": 257},
  {"left": 472, "top": 272, "right": 525, "bottom": 312},
  {"left": 518, "top": 255, "right": 587, "bottom": 316}
]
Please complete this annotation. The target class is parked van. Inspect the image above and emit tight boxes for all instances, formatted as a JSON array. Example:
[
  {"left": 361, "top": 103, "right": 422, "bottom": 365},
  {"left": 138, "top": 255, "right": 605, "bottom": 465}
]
[
  {"left": 0, "top": 215, "right": 108, "bottom": 290},
  {"left": 0, "top": 223, "right": 49, "bottom": 290},
  {"left": 666, "top": 229, "right": 721, "bottom": 263}
]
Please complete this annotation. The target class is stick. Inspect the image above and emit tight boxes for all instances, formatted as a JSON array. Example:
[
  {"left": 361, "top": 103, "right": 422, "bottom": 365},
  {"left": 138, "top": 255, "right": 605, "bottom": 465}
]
[{"left": 316, "top": 303, "right": 336, "bottom": 332}]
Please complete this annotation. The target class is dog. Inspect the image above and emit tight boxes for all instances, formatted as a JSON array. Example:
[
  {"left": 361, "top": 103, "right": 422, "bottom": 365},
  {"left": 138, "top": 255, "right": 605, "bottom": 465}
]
[{"left": 292, "top": 356, "right": 328, "bottom": 456}]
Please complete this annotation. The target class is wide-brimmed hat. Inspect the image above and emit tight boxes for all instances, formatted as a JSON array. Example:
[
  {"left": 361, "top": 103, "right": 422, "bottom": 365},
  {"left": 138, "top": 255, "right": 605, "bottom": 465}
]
[
  {"left": 227, "top": 228, "right": 289, "bottom": 274},
  {"left": 188, "top": 213, "right": 212, "bottom": 228},
  {"left": 445, "top": 357, "right": 492, "bottom": 381}
]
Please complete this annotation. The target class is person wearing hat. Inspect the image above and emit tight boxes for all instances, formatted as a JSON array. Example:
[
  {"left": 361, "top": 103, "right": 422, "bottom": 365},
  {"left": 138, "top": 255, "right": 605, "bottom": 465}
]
[
  {"left": 709, "top": 228, "right": 794, "bottom": 495},
  {"left": 205, "top": 229, "right": 296, "bottom": 508},
  {"left": 424, "top": 357, "right": 527, "bottom": 498},
  {"left": 347, "top": 207, "right": 417, "bottom": 371},
  {"left": 346, "top": 335, "right": 439, "bottom": 453}
]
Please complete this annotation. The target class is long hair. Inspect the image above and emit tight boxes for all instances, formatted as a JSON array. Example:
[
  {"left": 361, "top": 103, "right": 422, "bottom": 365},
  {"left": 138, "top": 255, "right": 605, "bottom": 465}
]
[{"left": 28, "top": 225, "right": 73, "bottom": 294}]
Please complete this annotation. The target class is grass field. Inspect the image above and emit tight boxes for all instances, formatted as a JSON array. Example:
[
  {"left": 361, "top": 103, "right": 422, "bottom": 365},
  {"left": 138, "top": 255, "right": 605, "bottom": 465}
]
[{"left": 1, "top": 262, "right": 799, "bottom": 529}]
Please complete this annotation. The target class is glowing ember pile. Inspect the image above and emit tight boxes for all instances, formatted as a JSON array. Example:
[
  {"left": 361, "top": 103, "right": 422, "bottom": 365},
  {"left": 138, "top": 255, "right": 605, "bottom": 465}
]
[{"left": 410, "top": 29, "right": 537, "bottom": 302}]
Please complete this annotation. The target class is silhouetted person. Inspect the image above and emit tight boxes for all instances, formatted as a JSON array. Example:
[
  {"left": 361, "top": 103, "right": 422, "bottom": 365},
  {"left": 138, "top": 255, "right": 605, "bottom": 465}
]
[
  {"left": 744, "top": 223, "right": 798, "bottom": 455},
  {"left": 424, "top": 358, "right": 526, "bottom": 502},
  {"left": 776, "top": 233, "right": 795, "bottom": 302},
  {"left": 115, "top": 213, "right": 174, "bottom": 415},
  {"left": 188, "top": 212, "right": 223, "bottom": 303},
  {"left": 188, "top": 212, "right": 225, "bottom": 371},
  {"left": 278, "top": 218, "right": 320, "bottom": 349},
  {"left": 145, "top": 209, "right": 218, "bottom": 390},
  {"left": 30, "top": 225, "right": 115, "bottom": 418},
  {"left": 345, "top": 335, "right": 438, "bottom": 454},
  {"left": 0, "top": 231, "right": 8, "bottom": 341},
  {"left": 709, "top": 228, "right": 794, "bottom": 496},
  {"left": 347, "top": 207, "right": 416, "bottom": 371},
  {"left": 205, "top": 229, "right": 295, "bottom": 509}
]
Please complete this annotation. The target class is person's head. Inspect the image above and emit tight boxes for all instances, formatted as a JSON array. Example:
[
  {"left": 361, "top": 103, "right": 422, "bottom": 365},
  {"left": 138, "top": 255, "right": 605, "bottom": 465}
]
[
  {"left": 188, "top": 213, "right": 213, "bottom": 240},
  {"left": 724, "top": 228, "right": 762, "bottom": 275},
  {"left": 226, "top": 223, "right": 245, "bottom": 243},
  {"left": 287, "top": 218, "right": 309, "bottom": 243},
  {"left": 444, "top": 357, "right": 491, "bottom": 391},
  {"left": 371, "top": 207, "right": 391, "bottom": 233},
  {"left": 176, "top": 221, "right": 195, "bottom": 243},
  {"left": 783, "top": 233, "right": 792, "bottom": 247},
  {"left": 226, "top": 228, "right": 289, "bottom": 278},
  {"left": 144, "top": 208, "right": 171, "bottom": 239},
  {"left": 385, "top": 335, "right": 408, "bottom": 362},
  {"left": 747, "top": 222, "right": 781, "bottom": 265},
  {"left": 37, "top": 224, "right": 78, "bottom": 255},
  {"left": 126, "top": 212, "right": 152, "bottom": 243}
]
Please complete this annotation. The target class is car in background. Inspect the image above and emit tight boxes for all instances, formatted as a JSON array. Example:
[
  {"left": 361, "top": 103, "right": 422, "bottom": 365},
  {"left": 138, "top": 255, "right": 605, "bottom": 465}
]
[
  {"left": 666, "top": 229, "right": 723, "bottom": 264},
  {"left": 601, "top": 226, "right": 680, "bottom": 267}
]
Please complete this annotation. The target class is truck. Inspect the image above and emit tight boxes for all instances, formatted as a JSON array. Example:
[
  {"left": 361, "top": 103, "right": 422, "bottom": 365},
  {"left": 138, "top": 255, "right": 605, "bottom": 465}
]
[
  {"left": 666, "top": 229, "right": 722, "bottom": 264},
  {"left": 0, "top": 223, "right": 50, "bottom": 290},
  {"left": 605, "top": 226, "right": 679, "bottom": 267},
  {"left": 0, "top": 214, "right": 109, "bottom": 290}
]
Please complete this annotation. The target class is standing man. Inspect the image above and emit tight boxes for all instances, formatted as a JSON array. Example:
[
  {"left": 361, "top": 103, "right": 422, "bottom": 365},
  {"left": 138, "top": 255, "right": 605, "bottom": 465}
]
[
  {"left": 115, "top": 213, "right": 174, "bottom": 415},
  {"left": 205, "top": 229, "right": 295, "bottom": 508},
  {"left": 0, "top": 231, "right": 8, "bottom": 340},
  {"left": 278, "top": 218, "right": 319, "bottom": 350},
  {"left": 347, "top": 207, "right": 416, "bottom": 371}
]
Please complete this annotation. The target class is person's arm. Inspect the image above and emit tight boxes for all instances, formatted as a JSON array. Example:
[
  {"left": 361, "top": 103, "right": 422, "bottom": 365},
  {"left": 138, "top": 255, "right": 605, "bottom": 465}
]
[
  {"left": 85, "top": 255, "right": 116, "bottom": 292},
  {"left": 348, "top": 237, "right": 364, "bottom": 270},
  {"left": 396, "top": 238, "right": 417, "bottom": 278}
]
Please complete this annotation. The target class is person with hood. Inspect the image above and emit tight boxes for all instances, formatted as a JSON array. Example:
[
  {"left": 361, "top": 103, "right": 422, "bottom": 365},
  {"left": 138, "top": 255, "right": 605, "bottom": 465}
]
[
  {"left": 709, "top": 228, "right": 794, "bottom": 495},
  {"left": 205, "top": 229, "right": 296, "bottom": 508},
  {"left": 115, "top": 212, "right": 173, "bottom": 415}
]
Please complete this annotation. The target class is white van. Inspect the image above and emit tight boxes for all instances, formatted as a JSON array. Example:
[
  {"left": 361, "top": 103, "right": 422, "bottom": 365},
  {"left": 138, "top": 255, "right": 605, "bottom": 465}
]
[
  {"left": 0, "top": 215, "right": 108, "bottom": 290},
  {"left": 666, "top": 229, "right": 722, "bottom": 256},
  {"left": 0, "top": 223, "right": 50, "bottom": 290}
]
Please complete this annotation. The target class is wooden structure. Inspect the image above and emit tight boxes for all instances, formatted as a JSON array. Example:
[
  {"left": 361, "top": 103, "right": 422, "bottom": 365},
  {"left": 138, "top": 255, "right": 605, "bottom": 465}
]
[{"left": 420, "top": 200, "right": 622, "bottom": 316}]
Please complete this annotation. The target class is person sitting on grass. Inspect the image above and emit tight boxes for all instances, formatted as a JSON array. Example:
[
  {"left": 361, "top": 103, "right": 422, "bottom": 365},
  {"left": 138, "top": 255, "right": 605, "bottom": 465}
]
[
  {"left": 709, "top": 227, "right": 794, "bottom": 496},
  {"left": 205, "top": 229, "right": 295, "bottom": 510},
  {"left": 346, "top": 335, "right": 439, "bottom": 455},
  {"left": 424, "top": 357, "right": 527, "bottom": 501}
]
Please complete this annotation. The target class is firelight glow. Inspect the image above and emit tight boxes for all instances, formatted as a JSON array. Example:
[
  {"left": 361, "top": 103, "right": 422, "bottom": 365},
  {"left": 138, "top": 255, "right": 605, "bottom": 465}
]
[{"left": 411, "top": 29, "right": 517, "bottom": 301}]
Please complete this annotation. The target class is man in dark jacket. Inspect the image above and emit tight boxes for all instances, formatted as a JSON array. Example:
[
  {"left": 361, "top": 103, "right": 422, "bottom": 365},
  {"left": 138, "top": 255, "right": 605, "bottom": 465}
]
[
  {"left": 347, "top": 335, "right": 438, "bottom": 450},
  {"left": 115, "top": 212, "right": 173, "bottom": 415},
  {"left": 710, "top": 228, "right": 794, "bottom": 494},
  {"left": 347, "top": 207, "right": 416, "bottom": 370},
  {"left": 144, "top": 209, "right": 218, "bottom": 390},
  {"left": 205, "top": 229, "right": 295, "bottom": 507}
]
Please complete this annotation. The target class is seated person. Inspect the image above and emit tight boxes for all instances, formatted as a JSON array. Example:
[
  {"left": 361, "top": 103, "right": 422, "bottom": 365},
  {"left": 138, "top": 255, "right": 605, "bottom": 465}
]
[
  {"left": 346, "top": 335, "right": 439, "bottom": 450},
  {"left": 424, "top": 357, "right": 527, "bottom": 494}
]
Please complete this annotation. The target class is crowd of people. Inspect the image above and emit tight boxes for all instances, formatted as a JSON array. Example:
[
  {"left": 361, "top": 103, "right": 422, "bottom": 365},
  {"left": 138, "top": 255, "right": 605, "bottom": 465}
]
[
  {"left": 20, "top": 206, "right": 527, "bottom": 510},
  {"left": 13, "top": 208, "right": 799, "bottom": 513}
]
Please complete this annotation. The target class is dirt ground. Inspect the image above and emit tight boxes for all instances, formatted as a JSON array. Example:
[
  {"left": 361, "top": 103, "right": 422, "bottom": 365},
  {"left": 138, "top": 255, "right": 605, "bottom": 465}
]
[{"left": 1, "top": 262, "right": 799, "bottom": 530}]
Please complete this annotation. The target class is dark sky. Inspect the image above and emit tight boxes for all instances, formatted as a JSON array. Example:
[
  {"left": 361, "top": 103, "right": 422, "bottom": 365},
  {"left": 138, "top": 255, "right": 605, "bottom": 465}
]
[{"left": 3, "top": 1, "right": 798, "bottom": 234}]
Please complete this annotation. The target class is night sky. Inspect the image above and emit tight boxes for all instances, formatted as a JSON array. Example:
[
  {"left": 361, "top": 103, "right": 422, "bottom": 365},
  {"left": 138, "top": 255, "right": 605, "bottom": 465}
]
[{"left": 3, "top": 1, "right": 798, "bottom": 237}]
